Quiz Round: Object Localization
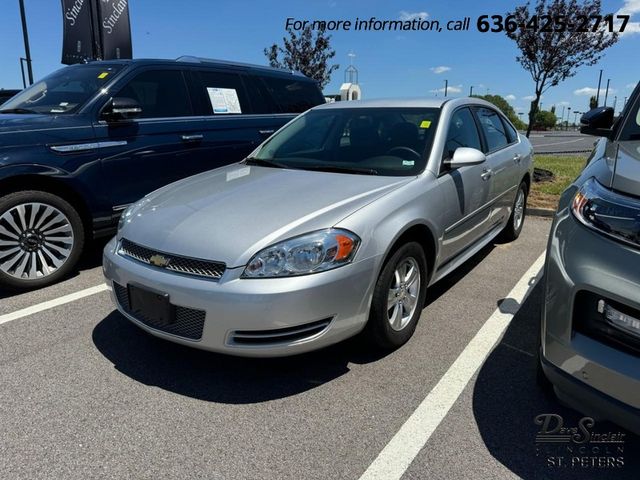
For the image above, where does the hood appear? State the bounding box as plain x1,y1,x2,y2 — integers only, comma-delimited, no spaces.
121,163,414,267
611,141,640,197
0,114,92,148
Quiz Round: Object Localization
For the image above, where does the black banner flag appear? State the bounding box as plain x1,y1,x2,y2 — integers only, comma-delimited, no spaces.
60,0,132,64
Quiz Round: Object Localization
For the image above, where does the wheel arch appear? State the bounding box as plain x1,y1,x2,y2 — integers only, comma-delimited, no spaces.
379,221,438,284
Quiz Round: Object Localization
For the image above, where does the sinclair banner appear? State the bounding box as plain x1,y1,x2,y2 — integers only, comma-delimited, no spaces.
61,0,132,64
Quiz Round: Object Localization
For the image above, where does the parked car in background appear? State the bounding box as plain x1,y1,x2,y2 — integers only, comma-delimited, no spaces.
0,89,21,106
0,57,325,289
540,81,640,435
103,97,534,357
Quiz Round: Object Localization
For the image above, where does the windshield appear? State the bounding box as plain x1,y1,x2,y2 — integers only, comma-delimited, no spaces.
0,65,123,115
249,107,440,176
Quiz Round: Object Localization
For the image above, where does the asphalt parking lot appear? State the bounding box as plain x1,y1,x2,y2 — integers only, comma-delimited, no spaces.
528,131,596,154
1,216,638,480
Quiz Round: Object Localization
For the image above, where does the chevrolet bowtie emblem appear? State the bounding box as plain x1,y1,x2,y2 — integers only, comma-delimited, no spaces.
149,254,170,268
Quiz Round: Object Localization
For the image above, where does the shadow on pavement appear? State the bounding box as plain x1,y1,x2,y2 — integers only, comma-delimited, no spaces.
92,242,498,404
473,280,640,479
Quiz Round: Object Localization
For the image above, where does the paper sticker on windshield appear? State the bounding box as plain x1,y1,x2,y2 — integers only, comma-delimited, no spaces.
420,120,432,129
98,72,110,79
402,160,415,166
207,87,242,114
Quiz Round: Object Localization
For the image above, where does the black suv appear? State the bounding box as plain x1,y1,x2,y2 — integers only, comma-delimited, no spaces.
0,57,325,289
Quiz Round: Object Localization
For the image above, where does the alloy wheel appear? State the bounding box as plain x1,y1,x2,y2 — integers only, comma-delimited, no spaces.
514,188,525,231
0,202,75,280
387,257,421,331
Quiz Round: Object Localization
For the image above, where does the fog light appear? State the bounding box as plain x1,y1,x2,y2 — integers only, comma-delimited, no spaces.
598,300,640,339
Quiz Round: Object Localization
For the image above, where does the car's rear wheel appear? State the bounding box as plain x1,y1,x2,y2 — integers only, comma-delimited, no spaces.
366,242,428,350
501,180,528,242
0,191,84,290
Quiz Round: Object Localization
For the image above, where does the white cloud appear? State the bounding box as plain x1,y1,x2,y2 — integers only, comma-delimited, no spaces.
558,101,571,106
430,85,462,95
574,87,616,96
399,10,429,21
616,0,640,36
522,95,537,101
505,94,516,101
430,66,451,74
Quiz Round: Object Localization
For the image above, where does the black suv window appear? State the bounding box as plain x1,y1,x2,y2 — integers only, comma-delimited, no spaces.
195,70,250,115
443,108,482,160
115,70,192,118
475,107,509,152
619,93,640,141
260,76,324,113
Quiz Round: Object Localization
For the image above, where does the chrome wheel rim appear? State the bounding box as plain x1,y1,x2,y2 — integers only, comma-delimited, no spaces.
0,202,74,280
387,257,421,331
514,189,525,231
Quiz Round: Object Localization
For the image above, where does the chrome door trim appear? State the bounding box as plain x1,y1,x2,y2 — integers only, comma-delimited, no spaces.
50,141,128,153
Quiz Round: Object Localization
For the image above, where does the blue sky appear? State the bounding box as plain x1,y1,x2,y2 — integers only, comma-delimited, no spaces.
1,0,638,119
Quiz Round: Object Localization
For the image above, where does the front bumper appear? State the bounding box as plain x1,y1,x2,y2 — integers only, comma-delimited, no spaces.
542,209,640,433
103,237,380,357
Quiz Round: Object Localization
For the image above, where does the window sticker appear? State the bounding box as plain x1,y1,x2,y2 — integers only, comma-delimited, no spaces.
402,160,415,166
207,87,242,114
419,120,432,129
98,72,110,79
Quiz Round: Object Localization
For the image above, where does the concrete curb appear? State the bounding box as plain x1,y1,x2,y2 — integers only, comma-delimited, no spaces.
526,207,555,217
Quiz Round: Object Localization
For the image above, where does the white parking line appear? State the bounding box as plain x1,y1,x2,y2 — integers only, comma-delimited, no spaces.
0,284,109,326
358,251,546,480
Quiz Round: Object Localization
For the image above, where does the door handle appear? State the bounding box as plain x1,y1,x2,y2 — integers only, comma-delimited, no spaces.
181,134,203,142
513,154,522,163
481,168,493,181
259,129,275,137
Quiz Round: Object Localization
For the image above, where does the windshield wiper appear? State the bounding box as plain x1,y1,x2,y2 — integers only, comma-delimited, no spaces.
0,108,39,114
299,164,379,175
243,157,289,169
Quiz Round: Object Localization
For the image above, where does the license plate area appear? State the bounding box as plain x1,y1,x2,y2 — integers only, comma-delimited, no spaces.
128,284,174,325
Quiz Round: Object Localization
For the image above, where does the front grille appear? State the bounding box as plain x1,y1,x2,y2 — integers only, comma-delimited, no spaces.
113,283,206,340
119,238,225,280
230,318,332,346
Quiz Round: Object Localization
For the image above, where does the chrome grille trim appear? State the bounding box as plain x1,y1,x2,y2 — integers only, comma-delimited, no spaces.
229,318,332,346
119,238,226,280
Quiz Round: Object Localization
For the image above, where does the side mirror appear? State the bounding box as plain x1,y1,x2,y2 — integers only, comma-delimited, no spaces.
580,107,614,138
103,97,142,121
445,147,486,168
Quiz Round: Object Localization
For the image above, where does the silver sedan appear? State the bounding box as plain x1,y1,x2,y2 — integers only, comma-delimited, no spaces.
103,97,533,356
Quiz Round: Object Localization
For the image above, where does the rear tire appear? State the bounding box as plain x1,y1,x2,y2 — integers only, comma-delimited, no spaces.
0,191,84,290
500,180,528,242
365,242,428,350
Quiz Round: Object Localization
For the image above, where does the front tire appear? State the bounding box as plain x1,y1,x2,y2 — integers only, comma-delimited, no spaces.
501,180,528,242
366,242,428,350
0,191,84,290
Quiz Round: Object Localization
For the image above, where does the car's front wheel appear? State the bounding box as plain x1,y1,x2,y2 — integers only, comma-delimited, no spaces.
0,191,84,290
366,242,428,350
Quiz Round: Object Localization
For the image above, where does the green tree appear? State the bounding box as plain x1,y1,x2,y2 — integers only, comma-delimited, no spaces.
506,0,619,137
534,110,557,129
472,94,527,130
589,95,598,109
264,25,339,90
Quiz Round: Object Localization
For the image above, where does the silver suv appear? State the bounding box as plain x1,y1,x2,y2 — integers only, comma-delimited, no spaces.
540,82,640,435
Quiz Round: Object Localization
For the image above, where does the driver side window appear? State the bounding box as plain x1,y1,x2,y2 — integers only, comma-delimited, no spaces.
443,108,482,161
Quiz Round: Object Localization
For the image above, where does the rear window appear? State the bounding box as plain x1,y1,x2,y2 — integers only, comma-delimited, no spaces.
260,76,324,113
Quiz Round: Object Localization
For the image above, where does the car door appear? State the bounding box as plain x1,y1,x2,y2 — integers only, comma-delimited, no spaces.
93,67,206,209
473,107,520,227
437,107,493,262
186,69,296,173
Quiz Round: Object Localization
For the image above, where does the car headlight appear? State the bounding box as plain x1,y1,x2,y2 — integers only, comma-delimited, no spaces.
242,229,360,278
571,177,640,248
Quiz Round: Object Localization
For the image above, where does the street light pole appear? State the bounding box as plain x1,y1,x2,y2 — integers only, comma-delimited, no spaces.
604,79,610,107
596,69,603,105
444,79,448,97
567,107,571,131
469,85,473,96
18,0,33,85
